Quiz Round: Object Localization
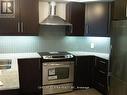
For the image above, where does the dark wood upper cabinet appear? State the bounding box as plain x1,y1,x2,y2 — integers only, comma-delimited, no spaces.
66,2,111,37
111,0,127,20
85,3,110,37
0,0,20,35
0,0,39,35
19,0,39,35
66,3,85,36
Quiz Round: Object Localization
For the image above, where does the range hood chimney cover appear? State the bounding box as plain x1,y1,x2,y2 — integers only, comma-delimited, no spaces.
40,1,72,26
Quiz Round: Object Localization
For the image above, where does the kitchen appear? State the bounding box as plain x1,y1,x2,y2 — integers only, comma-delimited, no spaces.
0,0,127,95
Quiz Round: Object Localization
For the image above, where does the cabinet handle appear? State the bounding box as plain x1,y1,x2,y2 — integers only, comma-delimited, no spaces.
21,22,24,32
38,86,42,90
85,5,89,34
99,61,106,64
108,72,111,77
98,70,106,74
38,63,41,71
126,4,127,17
17,22,20,32
70,25,73,33
86,24,89,34
95,81,104,87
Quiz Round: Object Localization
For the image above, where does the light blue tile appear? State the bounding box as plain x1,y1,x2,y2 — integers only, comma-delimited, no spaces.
0,26,110,53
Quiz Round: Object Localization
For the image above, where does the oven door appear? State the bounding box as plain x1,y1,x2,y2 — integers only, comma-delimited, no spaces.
42,61,74,85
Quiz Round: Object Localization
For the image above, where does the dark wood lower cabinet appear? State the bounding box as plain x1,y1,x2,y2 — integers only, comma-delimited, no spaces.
0,89,20,95
74,56,95,89
1,56,108,95
93,57,109,95
93,69,108,95
18,58,41,95
75,56,109,95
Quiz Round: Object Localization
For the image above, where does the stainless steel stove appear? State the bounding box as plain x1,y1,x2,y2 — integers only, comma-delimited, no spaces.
39,52,74,95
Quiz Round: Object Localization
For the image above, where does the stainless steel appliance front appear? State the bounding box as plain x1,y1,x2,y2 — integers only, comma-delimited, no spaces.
42,61,74,95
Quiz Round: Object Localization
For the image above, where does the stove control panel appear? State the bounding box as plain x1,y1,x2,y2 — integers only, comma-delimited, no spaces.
43,55,73,59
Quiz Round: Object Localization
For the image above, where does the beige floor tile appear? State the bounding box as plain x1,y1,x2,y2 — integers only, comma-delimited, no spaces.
58,88,102,95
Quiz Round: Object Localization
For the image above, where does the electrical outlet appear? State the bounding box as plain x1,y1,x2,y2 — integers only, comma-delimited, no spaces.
0,81,3,86
91,43,95,48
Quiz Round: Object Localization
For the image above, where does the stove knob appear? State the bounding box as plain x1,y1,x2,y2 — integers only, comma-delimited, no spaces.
65,55,73,58
48,56,52,59
43,56,52,59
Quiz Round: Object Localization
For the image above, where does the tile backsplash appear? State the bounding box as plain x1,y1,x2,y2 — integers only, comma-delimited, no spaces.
0,26,110,53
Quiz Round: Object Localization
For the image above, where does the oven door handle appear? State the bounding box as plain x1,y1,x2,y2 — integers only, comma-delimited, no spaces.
43,55,73,60
43,58,72,60
43,63,68,66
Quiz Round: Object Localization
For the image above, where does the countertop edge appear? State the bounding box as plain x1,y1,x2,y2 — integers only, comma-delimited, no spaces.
68,51,109,60
0,52,109,60
0,53,41,59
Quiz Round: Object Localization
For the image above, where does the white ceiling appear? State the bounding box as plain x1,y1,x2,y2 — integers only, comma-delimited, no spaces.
40,0,114,3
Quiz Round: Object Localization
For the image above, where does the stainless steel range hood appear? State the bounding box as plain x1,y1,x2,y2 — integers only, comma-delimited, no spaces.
40,1,72,26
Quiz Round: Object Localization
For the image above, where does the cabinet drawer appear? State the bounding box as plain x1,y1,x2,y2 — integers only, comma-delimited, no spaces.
95,57,108,73
93,81,108,95
94,69,107,86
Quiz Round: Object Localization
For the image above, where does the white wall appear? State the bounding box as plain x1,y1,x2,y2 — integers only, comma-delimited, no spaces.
39,1,66,23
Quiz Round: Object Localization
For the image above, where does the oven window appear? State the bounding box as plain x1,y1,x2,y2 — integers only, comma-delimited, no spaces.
48,67,69,80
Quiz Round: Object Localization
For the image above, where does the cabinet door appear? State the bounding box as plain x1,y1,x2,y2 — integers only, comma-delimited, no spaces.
93,57,109,95
0,0,20,35
18,58,41,95
19,0,39,35
66,2,110,37
111,0,127,20
0,89,20,95
74,56,94,89
85,3,110,37
66,2,85,36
